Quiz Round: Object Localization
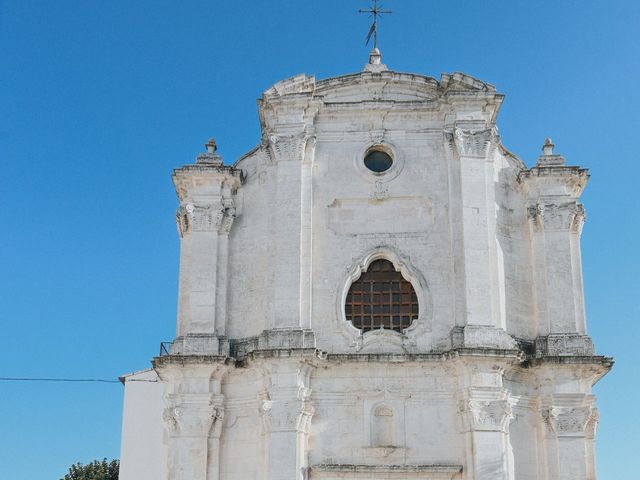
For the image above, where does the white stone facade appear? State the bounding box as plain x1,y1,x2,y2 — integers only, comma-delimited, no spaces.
120,56,611,480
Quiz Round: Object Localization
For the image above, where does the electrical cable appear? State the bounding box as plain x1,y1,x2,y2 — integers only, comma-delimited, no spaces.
0,377,157,383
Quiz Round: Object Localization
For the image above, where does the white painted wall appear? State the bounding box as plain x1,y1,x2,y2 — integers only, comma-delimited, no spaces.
119,369,166,480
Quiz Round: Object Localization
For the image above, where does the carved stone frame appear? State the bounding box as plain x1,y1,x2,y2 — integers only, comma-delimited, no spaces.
353,141,405,184
336,247,433,351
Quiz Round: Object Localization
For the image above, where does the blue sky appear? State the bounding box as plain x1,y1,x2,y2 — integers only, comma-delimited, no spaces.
1,1,638,478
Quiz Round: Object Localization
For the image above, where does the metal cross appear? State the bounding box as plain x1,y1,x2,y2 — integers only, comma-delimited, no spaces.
359,0,392,49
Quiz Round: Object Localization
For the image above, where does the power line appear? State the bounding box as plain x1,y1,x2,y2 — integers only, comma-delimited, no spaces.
0,377,157,384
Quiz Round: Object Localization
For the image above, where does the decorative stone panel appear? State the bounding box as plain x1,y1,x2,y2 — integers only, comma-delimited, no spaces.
534,334,595,357
541,405,598,437
527,201,585,233
445,127,497,157
460,398,513,432
175,201,236,237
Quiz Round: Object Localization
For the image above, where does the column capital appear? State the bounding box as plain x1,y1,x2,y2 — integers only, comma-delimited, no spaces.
163,401,224,438
459,389,513,433
176,199,236,238
527,201,586,233
445,125,499,158
541,405,598,438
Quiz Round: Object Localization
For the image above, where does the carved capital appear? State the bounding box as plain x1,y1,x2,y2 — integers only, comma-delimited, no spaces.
464,399,512,432
527,201,585,232
267,132,307,163
446,127,498,157
176,201,237,237
541,405,597,437
163,403,224,438
259,364,315,434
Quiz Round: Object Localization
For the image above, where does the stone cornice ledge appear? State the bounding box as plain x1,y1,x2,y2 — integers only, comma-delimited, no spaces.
529,355,613,384
311,464,462,472
239,348,325,364
327,348,522,364
310,464,462,476
152,355,232,368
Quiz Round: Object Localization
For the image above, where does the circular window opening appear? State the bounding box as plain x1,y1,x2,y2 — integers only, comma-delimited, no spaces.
364,150,393,173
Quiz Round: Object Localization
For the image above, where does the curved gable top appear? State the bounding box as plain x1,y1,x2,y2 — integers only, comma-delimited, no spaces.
262,70,497,102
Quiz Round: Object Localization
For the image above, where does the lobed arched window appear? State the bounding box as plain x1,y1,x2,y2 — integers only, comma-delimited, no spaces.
345,259,419,333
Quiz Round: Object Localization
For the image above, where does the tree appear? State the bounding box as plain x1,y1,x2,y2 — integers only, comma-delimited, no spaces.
61,458,119,480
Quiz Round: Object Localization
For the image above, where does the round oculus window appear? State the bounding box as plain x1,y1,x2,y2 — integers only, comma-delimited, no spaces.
364,150,393,173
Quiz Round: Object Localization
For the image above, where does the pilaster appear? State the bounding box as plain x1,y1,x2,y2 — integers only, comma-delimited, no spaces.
530,358,611,480
540,397,599,480
155,357,229,480
257,359,315,480
520,139,590,339
454,354,519,480
259,88,319,330
445,120,516,350
171,140,243,354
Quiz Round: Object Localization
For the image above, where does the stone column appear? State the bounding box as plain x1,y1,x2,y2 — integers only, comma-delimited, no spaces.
157,359,227,480
446,123,515,349
540,397,599,480
521,140,592,351
259,361,314,480
171,139,243,354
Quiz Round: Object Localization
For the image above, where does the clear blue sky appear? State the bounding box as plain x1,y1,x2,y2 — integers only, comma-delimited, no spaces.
1,1,638,478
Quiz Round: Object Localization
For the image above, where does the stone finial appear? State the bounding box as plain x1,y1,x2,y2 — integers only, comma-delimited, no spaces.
364,47,388,73
205,138,217,154
536,137,565,167
196,137,223,165
369,47,382,65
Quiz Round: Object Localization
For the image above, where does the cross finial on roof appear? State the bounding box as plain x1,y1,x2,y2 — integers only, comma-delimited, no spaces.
359,0,392,50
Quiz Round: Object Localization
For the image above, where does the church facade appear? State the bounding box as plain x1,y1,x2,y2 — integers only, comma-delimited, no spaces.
119,52,612,480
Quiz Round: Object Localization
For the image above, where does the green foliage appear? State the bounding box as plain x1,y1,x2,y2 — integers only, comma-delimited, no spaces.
61,458,119,480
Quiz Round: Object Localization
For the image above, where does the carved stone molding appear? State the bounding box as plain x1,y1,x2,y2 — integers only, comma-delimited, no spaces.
162,403,224,438
371,180,390,201
445,127,497,158
534,334,595,357
527,201,585,232
266,132,307,163
259,398,315,434
176,201,236,237
258,363,315,435
541,405,598,437
461,398,513,432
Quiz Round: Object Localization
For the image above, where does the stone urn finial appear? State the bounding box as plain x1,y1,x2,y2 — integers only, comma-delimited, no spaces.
536,138,565,167
205,138,218,154
196,138,223,165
